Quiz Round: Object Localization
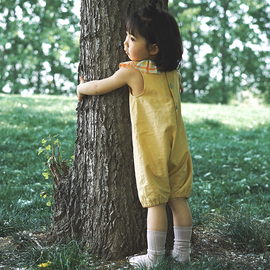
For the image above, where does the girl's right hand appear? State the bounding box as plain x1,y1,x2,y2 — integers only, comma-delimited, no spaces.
77,76,85,102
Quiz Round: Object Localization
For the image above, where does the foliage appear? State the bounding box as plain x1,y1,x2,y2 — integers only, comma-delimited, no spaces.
0,94,269,268
1,0,269,103
169,0,270,104
0,0,79,95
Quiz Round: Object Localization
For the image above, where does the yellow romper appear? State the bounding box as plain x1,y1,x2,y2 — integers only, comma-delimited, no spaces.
119,60,193,208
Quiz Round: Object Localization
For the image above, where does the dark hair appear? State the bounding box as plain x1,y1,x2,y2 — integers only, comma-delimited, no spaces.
125,0,183,72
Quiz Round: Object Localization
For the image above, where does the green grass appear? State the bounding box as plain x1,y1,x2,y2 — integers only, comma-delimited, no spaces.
0,94,270,269
181,103,270,224
0,94,77,236
213,206,270,253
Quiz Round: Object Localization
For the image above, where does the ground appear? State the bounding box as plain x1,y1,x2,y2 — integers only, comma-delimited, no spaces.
1,227,268,269
191,227,267,268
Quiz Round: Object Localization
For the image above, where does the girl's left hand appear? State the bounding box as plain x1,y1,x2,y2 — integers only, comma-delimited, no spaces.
180,82,183,94
77,76,85,102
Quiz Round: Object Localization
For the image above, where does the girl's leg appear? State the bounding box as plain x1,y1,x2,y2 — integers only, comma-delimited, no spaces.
147,203,167,231
129,203,167,267
168,197,192,262
168,197,192,227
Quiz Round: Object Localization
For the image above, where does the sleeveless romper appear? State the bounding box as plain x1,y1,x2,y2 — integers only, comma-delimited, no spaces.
119,60,193,208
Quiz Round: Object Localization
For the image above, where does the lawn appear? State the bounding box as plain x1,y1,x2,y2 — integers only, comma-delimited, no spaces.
0,94,270,269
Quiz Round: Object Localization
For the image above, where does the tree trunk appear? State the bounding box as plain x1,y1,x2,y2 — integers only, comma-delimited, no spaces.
189,30,196,99
50,0,169,261
221,0,230,104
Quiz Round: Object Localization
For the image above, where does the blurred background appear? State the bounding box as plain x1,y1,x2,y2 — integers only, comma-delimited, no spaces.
0,0,269,104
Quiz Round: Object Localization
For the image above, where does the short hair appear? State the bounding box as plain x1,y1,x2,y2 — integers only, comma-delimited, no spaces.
125,4,183,72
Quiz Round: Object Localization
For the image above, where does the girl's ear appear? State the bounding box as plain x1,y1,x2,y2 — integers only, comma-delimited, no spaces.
149,44,159,56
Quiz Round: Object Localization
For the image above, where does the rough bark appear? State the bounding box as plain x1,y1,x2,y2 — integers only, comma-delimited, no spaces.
50,0,170,261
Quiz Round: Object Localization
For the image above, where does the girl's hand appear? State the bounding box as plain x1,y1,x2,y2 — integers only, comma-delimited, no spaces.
178,72,183,94
77,76,85,102
180,82,183,94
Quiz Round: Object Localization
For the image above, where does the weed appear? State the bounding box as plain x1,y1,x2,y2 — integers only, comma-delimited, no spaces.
38,134,74,207
38,134,74,187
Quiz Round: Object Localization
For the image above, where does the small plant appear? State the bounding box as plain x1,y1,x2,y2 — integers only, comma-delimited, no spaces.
38,135,73,188
38,135,73,208
40,187,54,207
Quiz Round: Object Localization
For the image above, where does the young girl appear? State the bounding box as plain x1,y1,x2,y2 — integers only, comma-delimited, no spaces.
77,0,193,267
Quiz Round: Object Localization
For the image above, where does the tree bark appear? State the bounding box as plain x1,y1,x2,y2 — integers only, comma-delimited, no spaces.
50,0,169,261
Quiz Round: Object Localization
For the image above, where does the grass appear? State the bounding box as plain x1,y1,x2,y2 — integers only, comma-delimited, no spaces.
182,103,270,224
214,207,270,253
135,256,262,270
0,95,77,238
0,94,270,269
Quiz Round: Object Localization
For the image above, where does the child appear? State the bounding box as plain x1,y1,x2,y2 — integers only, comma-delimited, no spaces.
77,0,193,267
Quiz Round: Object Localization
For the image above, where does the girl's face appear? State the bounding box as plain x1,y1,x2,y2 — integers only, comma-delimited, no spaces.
124,31,152,61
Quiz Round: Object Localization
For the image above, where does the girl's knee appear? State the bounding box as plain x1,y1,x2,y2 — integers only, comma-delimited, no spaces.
168,197,187,209
148,202,167,210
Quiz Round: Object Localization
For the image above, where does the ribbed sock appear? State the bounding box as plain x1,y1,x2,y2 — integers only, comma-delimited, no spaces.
129,230,167,267
171,226,192,262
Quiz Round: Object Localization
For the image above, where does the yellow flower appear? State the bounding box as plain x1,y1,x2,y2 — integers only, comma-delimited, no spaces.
38,261,52,268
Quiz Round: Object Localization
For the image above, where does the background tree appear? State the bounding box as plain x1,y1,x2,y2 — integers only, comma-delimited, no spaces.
246,0,270,102
170,0,270,104
0,0,79,95
50,0,170,260
169,0,208,102
1,0,269,103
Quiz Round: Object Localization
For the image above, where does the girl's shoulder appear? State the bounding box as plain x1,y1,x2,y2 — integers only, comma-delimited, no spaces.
119,60,161,74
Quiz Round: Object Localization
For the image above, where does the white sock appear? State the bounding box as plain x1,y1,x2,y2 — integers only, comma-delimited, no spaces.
129,230,167,267
171,226,192,262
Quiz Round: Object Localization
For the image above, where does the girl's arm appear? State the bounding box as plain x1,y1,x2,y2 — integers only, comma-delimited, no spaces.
77,67,135,102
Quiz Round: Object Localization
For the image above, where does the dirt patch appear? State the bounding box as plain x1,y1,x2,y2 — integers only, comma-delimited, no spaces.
0,236,12,249
191,227,268,268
